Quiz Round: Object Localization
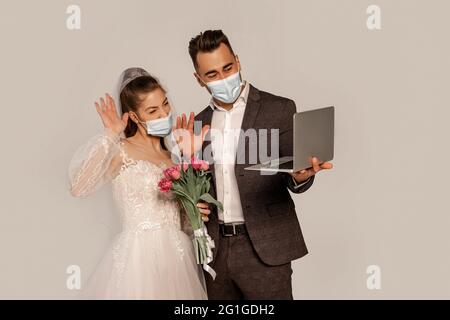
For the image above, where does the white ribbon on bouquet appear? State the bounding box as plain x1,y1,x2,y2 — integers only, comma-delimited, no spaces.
193,226,217,280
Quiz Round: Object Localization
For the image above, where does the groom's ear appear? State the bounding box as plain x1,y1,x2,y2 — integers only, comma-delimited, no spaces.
235,55,241,71
194,72,206,87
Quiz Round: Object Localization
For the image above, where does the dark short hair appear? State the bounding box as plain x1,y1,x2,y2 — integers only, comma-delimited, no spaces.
188,30,235,69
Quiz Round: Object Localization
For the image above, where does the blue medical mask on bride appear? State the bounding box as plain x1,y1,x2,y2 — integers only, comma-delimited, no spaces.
137,112,173,137
202,69,243,104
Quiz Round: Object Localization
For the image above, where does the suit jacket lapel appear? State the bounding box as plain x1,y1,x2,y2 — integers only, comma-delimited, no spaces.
235,85,261,169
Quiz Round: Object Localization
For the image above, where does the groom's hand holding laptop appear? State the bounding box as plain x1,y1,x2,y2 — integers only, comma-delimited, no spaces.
245,106,335,184
289,156,333,184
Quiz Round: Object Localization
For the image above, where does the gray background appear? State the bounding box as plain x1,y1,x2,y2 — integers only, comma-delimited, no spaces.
0,0,449,299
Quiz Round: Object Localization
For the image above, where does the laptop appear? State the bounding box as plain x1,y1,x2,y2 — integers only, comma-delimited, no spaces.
244,106,334,173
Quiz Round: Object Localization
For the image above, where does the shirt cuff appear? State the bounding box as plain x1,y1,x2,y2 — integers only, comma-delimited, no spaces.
292,175,311,189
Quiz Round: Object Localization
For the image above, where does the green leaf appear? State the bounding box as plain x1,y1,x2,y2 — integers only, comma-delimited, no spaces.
199,193,223,211
204,179,210,194
179,198,203,230
195,183,202,199
171,185,196,205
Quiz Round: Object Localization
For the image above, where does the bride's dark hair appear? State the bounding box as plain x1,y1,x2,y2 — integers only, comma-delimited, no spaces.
120,76,165,138
119,75,168,150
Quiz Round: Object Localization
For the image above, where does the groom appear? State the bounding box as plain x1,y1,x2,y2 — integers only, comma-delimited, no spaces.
176,30,333,299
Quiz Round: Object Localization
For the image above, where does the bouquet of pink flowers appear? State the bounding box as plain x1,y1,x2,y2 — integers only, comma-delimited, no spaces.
158,156,222,280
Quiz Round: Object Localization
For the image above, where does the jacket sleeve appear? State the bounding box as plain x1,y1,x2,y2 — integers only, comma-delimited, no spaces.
279,99,315,194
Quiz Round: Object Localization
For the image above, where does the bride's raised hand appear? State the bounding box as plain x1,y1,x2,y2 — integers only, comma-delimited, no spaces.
94,93,129,134
172,112,209,158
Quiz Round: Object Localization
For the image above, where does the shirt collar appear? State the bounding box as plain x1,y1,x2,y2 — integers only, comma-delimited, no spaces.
208,80,250,111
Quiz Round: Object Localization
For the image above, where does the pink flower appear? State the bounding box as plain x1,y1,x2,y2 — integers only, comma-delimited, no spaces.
182,163,189,172
158,178,173,193
200,160,209,171
163,166,181,180
191,156,203,170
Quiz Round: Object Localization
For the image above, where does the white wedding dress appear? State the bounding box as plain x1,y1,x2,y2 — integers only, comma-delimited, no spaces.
68,128,207,299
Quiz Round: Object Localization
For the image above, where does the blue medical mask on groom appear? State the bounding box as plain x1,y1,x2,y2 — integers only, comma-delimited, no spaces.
201,69,243,104
136,111,173,137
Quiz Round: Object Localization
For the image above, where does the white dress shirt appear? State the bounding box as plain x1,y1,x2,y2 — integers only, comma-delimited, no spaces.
209,81,311,223
209,81,250,223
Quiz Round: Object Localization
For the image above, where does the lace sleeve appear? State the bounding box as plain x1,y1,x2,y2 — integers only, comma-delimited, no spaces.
68,128,122,198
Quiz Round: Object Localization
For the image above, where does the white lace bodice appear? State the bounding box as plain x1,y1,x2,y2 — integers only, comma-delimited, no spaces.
111,141,182,234
68,128,190,235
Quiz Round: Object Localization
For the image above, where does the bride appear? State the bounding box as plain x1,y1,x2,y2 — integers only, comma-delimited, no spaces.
68,67,210,299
